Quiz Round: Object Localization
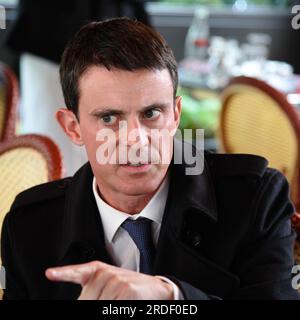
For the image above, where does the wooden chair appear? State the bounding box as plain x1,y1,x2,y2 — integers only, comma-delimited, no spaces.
0,63,19,141
220,76,300,211
219,76,300,265
0,134,62,298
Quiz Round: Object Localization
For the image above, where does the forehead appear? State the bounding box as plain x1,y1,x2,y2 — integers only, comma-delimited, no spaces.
78,67,174,109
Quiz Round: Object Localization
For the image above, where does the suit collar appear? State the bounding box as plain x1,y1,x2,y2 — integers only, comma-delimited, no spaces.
168,139,218,223
58,162,111,263
58,139,218,261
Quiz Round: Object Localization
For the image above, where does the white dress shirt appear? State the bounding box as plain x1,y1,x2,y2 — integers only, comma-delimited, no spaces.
92,175,183,300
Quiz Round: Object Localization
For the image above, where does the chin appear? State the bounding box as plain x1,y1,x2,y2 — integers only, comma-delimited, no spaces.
118,179,160,196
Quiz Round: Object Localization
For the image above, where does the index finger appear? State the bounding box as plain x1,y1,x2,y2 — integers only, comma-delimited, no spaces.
45,261,107,285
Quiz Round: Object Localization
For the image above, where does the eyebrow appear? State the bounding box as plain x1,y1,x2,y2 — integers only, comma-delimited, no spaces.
90,103,170,117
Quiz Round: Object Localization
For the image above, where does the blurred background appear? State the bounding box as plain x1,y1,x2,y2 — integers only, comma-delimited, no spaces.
1,0,300,161
1,0,299,71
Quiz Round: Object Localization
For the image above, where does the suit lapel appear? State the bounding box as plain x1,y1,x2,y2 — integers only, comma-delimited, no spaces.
154,144,218,273
55,163,114,299
58,162,113,267
154,142,240,297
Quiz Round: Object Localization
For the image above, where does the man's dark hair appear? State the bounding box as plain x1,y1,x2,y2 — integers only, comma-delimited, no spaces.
60,17,178,116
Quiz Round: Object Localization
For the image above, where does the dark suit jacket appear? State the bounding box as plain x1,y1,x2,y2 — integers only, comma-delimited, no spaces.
1,148,300,300
6,0,150,63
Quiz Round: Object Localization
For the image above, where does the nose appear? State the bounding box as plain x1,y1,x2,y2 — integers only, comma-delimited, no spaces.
120,118,149,147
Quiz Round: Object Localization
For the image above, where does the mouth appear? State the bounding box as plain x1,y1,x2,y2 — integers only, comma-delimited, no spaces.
124,162,147,167
119,162,151,172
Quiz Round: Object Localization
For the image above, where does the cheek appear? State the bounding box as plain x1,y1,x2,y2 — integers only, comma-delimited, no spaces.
79,123,100,160
79,118,102,145
160,109,177,128
157,112,178,140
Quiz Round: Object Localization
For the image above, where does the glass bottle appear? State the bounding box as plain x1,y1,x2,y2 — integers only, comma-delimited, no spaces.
184,7,210,61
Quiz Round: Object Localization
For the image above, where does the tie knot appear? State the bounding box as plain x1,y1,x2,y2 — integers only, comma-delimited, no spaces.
121,217,153,245
122,217,152,228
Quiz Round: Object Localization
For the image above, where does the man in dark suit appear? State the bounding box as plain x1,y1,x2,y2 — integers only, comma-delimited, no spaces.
1,17,300,300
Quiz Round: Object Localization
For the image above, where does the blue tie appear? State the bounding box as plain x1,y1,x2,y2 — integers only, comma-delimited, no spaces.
121,217,155,274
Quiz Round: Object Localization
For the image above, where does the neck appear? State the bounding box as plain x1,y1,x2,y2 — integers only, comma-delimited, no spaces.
96,185,156,214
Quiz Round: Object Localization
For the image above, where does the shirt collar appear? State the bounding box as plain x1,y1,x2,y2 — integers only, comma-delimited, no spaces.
92,174,170,243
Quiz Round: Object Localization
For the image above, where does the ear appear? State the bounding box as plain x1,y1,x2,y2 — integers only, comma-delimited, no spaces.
56,108,84,146
174,96,182,129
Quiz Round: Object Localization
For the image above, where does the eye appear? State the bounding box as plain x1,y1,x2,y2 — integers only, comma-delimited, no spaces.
101,114,117,125
144,109,160,120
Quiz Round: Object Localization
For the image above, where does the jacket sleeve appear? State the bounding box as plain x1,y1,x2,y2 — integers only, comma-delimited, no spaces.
1,211,28,300
168,169,300,300
164,276,221,300
231,169,300,299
